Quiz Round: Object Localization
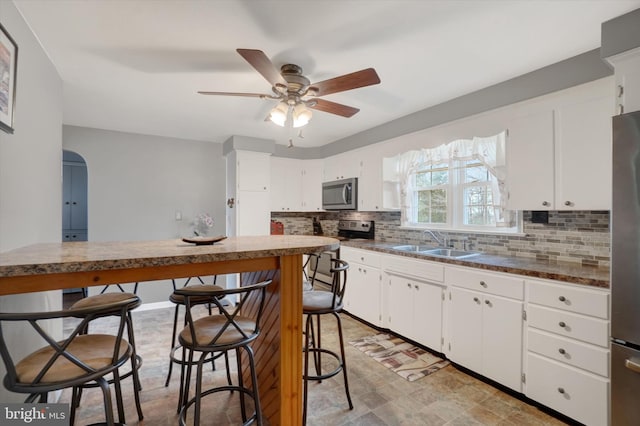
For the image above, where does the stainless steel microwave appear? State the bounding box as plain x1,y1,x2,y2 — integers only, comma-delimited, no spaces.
322,178,357,210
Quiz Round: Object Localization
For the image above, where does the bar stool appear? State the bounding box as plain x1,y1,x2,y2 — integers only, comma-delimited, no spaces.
165,276,232,393
69,291,144,423
302,258,353,425
0,295,138,426
175,279,272,426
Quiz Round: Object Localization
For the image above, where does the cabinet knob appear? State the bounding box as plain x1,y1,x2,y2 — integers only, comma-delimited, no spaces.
542,201,550,206
414,285,419,290
484,300,491,305
564,201,572,206
65,201,70,205
473,297,480,303
558,348,566,355
557,387,565,394
407,283,412,288
360,257,365,261
558,296,566,302
72,201,77,205
559,321,566,328
479,281,487,287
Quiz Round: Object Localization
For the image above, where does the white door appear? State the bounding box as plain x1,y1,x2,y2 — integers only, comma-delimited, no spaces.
448,287,483,372
413,281,443,352
387,275,414,338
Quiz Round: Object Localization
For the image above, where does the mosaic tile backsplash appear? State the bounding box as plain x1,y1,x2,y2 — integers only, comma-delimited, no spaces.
271,210,610,267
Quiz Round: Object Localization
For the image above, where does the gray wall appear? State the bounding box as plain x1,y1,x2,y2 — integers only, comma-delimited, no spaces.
63,125,227,302
0,0,64,403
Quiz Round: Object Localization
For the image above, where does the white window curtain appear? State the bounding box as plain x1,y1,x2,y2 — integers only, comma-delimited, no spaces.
384,131,513,227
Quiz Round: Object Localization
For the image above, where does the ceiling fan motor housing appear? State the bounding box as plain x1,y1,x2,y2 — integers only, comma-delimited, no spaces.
280,64,312,97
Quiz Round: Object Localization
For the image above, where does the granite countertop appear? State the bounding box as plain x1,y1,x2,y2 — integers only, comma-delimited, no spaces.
341,240,610,289
0,235,340,277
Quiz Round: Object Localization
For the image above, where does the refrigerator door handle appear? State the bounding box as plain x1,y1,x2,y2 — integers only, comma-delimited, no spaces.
625,358,640,374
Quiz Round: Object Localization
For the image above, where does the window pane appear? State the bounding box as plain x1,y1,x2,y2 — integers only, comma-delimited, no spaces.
415,171,430,187
417,189,447,224
463,185,495,226
464,160,489,183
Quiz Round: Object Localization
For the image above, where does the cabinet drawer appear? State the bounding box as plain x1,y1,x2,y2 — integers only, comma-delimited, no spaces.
446,267,524,300
382,254,444,283
526,353,608,426
340,247,381,267
527,329,609,377
528,279,609,319
528,305,609,347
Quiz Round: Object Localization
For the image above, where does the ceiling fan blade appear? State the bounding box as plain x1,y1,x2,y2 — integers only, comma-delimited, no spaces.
236,49,287,87
308,99,360,118
310,68,380,97
198,91,271,98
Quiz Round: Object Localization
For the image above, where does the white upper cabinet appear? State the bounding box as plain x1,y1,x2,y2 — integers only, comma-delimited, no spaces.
237,151,270,192
506,110,555,210
270,157,302,211
300,159,323,211
507,78,614,210
606,46,640,114
555,90,613,210
270,157,323,212
323,151,361,182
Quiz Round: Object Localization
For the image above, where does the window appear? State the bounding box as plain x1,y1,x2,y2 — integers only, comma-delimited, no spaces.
388,131,517,232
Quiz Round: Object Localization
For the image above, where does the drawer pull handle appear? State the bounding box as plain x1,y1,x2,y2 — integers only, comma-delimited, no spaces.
559,321,566,328
625,359,640,374
479,281,487,287
558,348,566,355
473,297,480,303
557,387,565,394
558,296,566,302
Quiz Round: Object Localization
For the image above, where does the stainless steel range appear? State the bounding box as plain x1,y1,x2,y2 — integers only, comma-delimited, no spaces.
310,220,375,284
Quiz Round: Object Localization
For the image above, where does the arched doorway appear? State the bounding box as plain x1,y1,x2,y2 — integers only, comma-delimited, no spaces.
62,150,88,242
62,150,88,298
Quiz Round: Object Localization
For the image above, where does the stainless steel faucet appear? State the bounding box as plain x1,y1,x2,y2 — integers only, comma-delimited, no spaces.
423,229,448,247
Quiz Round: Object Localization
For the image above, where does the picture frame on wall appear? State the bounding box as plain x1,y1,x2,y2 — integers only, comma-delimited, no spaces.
0,22,18,134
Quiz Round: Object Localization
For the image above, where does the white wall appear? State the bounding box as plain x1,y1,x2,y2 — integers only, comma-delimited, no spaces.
63,125,227,302
0,1,63,403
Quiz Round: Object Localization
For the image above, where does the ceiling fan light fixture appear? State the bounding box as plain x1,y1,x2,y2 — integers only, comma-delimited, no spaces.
269,102,288,127
292,103,312,128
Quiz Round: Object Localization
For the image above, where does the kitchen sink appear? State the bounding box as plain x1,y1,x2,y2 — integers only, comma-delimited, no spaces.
391,245,434,252
421,248,480,259
391,245,480,259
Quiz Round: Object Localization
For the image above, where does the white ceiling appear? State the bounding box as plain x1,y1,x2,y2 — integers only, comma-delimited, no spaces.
14,0,640,148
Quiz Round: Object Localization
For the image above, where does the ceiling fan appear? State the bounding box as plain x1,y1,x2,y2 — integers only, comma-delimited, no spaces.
198,49,381,129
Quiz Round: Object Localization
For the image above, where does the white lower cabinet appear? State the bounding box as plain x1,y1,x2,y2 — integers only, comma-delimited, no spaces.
387,273,444,351
448,286,524,392
341,247,382,327
383,254,445,351
446,267,524,392
525,278,610,426
527,353,609,426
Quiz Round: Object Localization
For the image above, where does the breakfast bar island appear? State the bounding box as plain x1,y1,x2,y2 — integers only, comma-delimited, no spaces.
0,235,340,426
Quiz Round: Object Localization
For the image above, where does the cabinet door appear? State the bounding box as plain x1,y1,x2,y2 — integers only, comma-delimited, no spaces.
270,157,302,211
555,93,612,210
236,190,270,236
506,110,555,210
412,281,444,352
482,294,523,392
301,160,323,211
359,156,382,211
237,151,270,191
387,275,415,339
448,287,483,372
346,264,381,326
323,151,360,182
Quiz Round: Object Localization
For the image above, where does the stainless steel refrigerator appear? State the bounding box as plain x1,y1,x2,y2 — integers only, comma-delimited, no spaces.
612,110,640,425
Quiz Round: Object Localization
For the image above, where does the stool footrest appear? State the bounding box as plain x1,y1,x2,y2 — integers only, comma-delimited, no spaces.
303,347,344,381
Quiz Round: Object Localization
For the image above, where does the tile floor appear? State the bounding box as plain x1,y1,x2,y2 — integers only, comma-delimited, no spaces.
60,295,569,425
